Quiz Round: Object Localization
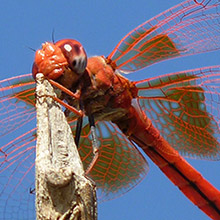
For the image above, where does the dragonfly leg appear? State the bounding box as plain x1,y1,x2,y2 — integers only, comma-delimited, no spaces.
72,98,84,147
42,94,83,117
37,76,83,117
75,116,83,147
89,115,99,155
85,153,99,175
29,188,35,195
85,115,100,175
48,78,80,100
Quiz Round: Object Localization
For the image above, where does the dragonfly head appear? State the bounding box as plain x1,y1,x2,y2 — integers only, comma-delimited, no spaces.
55,39,87,75
32,39,87,80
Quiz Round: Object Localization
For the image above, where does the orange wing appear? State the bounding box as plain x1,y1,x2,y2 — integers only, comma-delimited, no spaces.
0,74,36,219
0,74,148,219
135,65,220,160
108,0,220,72
68,116,149,201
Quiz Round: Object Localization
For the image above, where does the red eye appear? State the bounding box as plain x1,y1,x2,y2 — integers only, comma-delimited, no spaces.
55,39,87,74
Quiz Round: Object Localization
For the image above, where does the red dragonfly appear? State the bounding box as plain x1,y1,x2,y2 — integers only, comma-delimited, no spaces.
1,0,220,219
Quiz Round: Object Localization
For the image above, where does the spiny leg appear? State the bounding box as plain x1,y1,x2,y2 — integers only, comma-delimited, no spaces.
85,114,100,175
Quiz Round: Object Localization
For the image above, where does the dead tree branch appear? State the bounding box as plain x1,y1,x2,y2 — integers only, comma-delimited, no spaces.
35,73,97,220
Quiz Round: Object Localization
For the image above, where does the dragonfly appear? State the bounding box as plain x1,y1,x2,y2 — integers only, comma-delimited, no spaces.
1,0,220,219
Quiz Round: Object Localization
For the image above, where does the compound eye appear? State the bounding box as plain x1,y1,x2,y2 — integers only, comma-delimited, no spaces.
55,39,87,74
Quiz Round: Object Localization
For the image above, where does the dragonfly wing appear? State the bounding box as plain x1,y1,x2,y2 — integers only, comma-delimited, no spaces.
108,0,220,73
69,118,149,201
0,74,36,137
136,66,220,160
0,74,36,219
0,130,36,219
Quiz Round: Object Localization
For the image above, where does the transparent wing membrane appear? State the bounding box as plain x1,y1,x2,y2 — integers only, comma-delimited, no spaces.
0,74,36,219
0,73,149,218
136,66,220,160
1,0,220,218
69,119,149,201
108,0,220,72
0,74,35,137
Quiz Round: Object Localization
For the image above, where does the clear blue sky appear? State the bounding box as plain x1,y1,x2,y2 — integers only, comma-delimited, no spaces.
0,0,220,219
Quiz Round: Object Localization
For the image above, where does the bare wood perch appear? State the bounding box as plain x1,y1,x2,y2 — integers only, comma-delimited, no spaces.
35,73,97,220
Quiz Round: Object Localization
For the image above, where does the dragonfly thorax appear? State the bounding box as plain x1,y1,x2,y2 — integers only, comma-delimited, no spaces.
67,56,138,122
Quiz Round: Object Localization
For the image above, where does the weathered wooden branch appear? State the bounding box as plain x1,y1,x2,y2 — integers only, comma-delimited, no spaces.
35,73,97,220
